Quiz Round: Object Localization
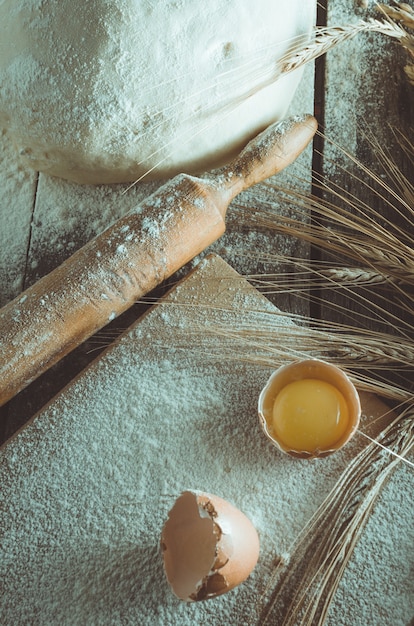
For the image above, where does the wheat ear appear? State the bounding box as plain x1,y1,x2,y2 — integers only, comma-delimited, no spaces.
274,18,409,80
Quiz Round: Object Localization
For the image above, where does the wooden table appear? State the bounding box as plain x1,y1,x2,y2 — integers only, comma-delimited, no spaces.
0,2,413,624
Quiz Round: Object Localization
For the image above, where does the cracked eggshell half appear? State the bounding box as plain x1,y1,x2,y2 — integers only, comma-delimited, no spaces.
161,490,260,601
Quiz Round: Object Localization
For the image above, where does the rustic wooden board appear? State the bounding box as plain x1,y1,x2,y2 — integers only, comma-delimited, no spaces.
0,254,412,625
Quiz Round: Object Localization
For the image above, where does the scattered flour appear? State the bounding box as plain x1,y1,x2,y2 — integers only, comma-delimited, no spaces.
0,256,412,625
0,2,412,624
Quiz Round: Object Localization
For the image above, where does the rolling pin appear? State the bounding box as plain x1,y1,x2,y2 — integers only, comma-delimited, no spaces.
0,114,317,406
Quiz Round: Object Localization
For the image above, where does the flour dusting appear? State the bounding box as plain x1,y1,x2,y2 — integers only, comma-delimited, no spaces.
0,0,315,184
0,1,412,624
0,256,412,626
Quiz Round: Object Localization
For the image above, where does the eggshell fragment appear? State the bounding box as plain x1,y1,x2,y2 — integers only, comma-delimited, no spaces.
161,490,260,601
258,359,361,459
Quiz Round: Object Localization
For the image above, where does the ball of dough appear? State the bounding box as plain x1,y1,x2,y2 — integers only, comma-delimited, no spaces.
0,0,315,184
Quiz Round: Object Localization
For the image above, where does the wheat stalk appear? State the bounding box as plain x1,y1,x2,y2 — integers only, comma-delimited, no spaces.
380,2,414,30
242,204,414,285
257,402,414,626
276,18,407,78
378,2,414,83
219,14,413,114
181,318,413,401
317,267,393,285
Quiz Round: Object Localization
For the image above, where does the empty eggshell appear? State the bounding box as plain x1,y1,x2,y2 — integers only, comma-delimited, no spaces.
161,490,260,601
258,359,361,459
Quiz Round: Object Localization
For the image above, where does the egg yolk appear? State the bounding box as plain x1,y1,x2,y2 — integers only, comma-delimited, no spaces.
271,378,349,453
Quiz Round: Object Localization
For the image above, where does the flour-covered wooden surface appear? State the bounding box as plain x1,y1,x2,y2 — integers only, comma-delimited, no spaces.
0,1,413,624
0,255,412,626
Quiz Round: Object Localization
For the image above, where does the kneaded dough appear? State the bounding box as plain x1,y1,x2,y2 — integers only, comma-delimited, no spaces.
0,0,315,184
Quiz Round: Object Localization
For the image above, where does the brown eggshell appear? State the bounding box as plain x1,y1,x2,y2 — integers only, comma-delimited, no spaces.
258,359,361,459
161,490,260,601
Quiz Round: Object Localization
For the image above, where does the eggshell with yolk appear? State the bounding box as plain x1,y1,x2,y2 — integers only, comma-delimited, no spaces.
258,359,361,459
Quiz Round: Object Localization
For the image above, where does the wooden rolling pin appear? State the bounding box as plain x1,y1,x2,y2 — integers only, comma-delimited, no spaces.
0,114,317,406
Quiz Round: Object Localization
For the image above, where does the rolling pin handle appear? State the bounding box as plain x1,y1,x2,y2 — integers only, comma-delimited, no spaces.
208,114,318,212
